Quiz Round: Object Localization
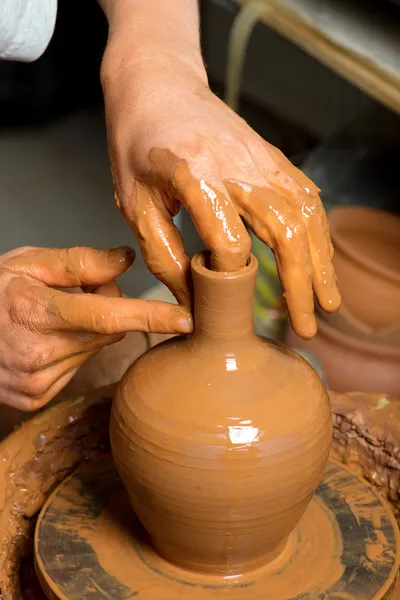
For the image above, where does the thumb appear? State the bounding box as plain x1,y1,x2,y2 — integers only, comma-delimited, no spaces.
3,246,135,288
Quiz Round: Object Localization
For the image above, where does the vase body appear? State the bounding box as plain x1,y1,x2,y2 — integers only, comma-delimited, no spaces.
110,253,332,575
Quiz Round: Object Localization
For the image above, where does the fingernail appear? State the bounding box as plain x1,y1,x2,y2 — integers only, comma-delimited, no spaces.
175,312,193,334
109,246,136,268
123,246,136,263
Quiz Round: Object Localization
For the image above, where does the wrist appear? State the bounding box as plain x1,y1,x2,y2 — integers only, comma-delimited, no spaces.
101,36,208,91
100,0,207,86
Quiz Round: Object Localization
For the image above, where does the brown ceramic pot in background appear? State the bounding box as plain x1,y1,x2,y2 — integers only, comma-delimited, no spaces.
285,315,400,395
329,206,400,330
315,303,400,348
111,252,332,575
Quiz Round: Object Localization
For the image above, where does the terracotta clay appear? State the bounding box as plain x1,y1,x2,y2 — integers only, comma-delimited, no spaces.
129,149,340,340
111,252,332,575
329,206,400,330
285,314,400,395
316,303,400,348
34,455,400,600
329,390,400,521
0,387,115,599
0,383,398,599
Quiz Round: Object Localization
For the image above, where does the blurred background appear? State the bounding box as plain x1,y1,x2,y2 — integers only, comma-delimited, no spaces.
1,0,400,397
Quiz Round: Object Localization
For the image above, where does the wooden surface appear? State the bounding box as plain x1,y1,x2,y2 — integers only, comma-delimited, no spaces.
34,455,399,600
233,0,400,116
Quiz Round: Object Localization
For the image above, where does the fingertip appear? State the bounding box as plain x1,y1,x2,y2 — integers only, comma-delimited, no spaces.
171,308,193,334
108,246,136,272
318,287,341,314
123,245,136,264
176,316,194,334
289,314,317,341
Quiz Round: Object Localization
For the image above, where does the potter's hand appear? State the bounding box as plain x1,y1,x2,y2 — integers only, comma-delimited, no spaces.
101,26,340,340
0,246,192,411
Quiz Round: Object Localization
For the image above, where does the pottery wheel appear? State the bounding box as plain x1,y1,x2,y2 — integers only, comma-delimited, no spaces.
34,455,399,600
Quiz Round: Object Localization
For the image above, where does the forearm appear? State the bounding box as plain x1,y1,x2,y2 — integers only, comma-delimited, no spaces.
99,0,206,80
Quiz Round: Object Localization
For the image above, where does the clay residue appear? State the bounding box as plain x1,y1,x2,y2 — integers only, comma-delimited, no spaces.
85,492,344,600
124,148,340,340
0,387,115,599
39,455,344,600
329,391,400,521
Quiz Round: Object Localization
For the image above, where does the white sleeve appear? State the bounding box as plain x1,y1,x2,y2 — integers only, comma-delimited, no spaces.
0,0,58,62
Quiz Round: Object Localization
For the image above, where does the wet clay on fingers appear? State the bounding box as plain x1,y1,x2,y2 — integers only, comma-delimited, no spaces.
122,148,340,339
110,251,332,574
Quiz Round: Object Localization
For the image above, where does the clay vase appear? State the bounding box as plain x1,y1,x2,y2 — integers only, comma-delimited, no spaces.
329,206,400,330
110,252,332,575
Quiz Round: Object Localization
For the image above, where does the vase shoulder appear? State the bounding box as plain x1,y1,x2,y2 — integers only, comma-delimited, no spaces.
114,334,331,448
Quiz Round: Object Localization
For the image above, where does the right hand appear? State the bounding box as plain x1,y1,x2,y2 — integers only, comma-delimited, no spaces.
0,246,192,411
101,49,340,339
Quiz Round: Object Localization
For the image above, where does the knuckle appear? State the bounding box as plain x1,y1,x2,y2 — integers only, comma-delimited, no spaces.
8,283,51,331
63,247,82,285
144,301,156,332
21,372,51,399
218,132,239,148
8,288,33,327
277,216,306,245
20,348,53,374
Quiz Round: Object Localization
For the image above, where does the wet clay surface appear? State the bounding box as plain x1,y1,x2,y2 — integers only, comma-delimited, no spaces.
34,455,400,600
330,391,400,521
0,385,399,599
111,252,332,574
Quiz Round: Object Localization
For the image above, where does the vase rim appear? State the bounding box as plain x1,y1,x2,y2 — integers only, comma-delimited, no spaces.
191,251,258,280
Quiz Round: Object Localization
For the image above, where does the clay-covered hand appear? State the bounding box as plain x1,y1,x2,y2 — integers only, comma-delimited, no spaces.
0,246,192,411
102,53,340,340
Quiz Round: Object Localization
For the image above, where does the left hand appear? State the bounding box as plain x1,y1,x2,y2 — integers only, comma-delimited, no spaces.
101,51,340,340
0,246,192,411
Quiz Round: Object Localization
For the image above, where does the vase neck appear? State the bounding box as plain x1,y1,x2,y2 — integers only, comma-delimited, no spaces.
190,252,257,341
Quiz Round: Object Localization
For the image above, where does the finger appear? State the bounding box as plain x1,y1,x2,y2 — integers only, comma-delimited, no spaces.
173,163,251,272
263,142,321,196
256,153,341,312
249,144,341,317
227,181,316,339
0,246,39,266
39,287,193,335
82,280,123,297
0,375,77,412
3,246,135,287
0,348,98,411
300,202,341,313
4,364,91,412
118,182,192,307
